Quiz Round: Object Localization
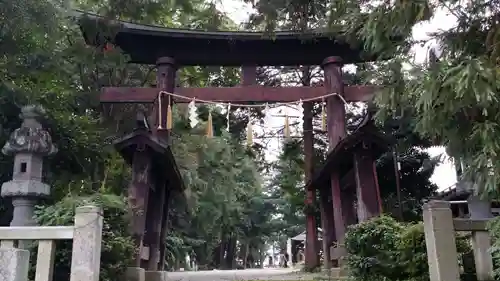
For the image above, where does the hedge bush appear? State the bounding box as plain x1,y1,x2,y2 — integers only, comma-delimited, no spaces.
344,215,474,281
397,223,428,281
344,216,404,281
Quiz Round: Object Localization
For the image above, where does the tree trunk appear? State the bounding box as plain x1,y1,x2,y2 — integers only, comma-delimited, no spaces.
225,235,237,269
259,245,266,268
212,243,222,268
242,242,249,269
248,245,255,268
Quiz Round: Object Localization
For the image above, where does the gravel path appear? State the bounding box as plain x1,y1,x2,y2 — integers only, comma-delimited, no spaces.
165,268,321,281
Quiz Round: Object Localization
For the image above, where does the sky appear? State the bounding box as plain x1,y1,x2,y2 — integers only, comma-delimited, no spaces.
215,0,458,191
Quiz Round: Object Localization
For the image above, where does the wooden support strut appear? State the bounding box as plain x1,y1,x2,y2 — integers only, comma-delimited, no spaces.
354,146,382,222
142,175,167,270
158,188,172,270
128,146,152,267
319,186,335,268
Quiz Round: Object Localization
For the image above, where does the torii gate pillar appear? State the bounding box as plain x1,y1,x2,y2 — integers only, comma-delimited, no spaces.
149,57,177,271
304,100,319,270
323,56,355,264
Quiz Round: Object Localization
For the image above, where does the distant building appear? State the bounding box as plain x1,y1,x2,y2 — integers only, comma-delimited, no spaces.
287,228,322,265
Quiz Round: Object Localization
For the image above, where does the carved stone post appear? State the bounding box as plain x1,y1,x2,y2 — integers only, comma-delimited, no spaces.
70,206,103,281
422,201,460,281
1,105,57,231
0,247,30,281
322,56,347,264
468,196,494,281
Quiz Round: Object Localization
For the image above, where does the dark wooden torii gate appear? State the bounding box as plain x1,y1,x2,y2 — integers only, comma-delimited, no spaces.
79,12,390,271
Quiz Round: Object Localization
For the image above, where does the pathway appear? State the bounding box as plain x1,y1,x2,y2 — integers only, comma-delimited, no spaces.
165,268,321,281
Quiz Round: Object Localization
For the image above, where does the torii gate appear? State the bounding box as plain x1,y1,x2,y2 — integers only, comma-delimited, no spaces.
78,12,389,272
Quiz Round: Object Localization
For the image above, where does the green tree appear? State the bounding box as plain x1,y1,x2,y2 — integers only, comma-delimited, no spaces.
375,1,500,196
1,0,276,277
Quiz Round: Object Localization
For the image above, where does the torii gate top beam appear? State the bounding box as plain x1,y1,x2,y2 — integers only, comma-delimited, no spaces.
77,11,400,66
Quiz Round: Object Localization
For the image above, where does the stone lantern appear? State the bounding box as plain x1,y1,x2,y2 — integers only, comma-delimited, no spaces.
1,105,57,227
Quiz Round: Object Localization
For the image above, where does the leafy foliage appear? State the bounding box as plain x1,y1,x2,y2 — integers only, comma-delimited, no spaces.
397,224,429,280
367,1,500,196
344,216,403,281
376,147,438,221
345,216,474,281
377,55,500,196
487,217,500,279
34,194,134,281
